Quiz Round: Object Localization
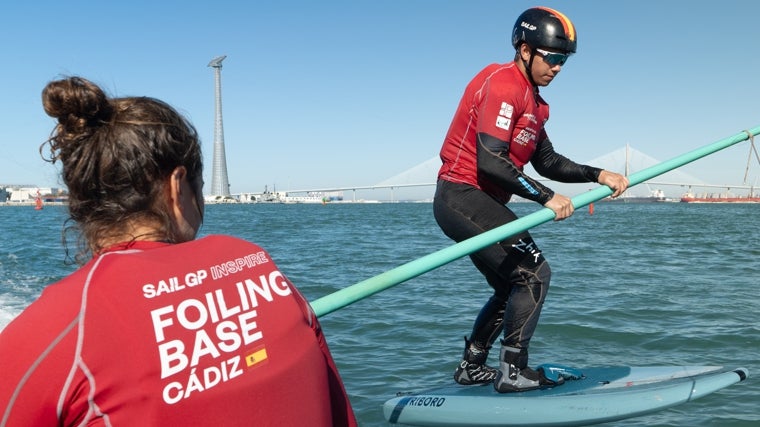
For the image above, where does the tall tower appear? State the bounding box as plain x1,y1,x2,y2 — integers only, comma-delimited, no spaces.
208,55,230,197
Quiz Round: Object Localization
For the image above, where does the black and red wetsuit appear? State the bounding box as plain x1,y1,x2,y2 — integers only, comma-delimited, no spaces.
0,236,356,427
434,61,601,351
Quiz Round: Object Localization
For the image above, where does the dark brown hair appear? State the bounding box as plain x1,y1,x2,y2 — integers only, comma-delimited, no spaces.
40,76,203,262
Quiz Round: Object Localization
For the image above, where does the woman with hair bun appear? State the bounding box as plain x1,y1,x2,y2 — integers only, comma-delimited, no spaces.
0,77,357,426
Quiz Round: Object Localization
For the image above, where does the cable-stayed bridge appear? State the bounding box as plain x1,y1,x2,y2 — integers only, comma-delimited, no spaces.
231,145,758,203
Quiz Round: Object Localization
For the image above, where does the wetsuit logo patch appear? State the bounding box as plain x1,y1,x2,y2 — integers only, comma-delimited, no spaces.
511,238,543,265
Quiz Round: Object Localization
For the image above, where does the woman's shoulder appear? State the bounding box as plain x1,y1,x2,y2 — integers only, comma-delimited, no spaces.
192,234,266,252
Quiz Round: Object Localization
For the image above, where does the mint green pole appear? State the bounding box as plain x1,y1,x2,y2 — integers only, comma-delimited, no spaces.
312,126,760,318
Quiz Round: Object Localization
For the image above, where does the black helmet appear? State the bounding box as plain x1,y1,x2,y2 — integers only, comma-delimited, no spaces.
511,7,577,53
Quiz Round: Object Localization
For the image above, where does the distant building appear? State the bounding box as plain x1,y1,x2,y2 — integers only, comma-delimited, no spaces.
1,186,65,203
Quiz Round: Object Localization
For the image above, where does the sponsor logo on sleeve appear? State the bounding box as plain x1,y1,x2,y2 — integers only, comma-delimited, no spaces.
513,129,536,146
496,102,514,131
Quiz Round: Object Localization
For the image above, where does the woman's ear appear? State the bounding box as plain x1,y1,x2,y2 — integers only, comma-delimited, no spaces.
166,165,203,242
168,166,188,218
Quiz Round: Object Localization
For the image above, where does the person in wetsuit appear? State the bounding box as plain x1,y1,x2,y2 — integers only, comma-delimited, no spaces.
433,7,629,393
0,77,357,426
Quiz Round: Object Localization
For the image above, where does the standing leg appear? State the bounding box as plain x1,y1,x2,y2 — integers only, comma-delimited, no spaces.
491,239,559,392
434,180,528,385
453,292,506,385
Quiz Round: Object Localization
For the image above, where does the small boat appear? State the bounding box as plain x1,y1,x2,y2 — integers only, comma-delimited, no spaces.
680,197,760,203
602,189,674,203
680,190,760,203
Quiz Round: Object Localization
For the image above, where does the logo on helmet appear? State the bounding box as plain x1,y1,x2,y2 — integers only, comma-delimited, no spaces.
520,22,536,31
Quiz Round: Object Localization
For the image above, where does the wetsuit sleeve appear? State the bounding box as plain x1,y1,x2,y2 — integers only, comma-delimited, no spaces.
477,132,555,204
531,136,602,183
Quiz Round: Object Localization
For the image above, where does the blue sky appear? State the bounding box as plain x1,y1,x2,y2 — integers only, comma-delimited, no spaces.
2,1,760,197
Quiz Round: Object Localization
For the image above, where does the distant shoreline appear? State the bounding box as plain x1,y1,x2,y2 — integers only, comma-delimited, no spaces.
0,202,67,207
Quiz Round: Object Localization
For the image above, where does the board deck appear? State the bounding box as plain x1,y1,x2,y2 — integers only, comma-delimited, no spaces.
383,366,748,427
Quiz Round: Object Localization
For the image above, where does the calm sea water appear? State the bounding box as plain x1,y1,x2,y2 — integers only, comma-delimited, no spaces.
1,202,758,426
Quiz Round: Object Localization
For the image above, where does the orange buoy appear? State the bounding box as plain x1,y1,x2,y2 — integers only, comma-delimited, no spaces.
34,190,43,210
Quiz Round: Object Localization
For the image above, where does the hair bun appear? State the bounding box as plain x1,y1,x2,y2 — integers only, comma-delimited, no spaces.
42,77,113,135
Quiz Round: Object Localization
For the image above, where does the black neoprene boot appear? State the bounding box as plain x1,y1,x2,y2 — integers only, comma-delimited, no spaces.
493,345,561,393
453,338,499,385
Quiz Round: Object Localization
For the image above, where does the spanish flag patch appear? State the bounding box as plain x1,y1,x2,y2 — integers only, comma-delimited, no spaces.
245,348,268,367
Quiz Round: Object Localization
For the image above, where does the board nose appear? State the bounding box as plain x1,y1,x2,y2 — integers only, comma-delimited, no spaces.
733,368,749,381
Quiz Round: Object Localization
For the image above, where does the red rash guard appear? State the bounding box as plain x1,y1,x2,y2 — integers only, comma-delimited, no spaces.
0,236,356,427
438,62,600,204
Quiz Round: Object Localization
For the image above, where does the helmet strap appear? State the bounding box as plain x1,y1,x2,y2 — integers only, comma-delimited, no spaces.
519,45,539,90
